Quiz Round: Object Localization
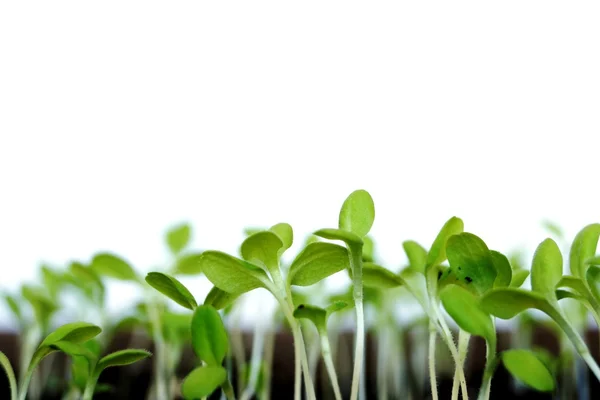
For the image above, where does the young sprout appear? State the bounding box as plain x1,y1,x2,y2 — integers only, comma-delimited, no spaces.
144,272,236,399
501,349,555,392
198,222,350,400
313,189,375,400
480,234,600,382
293,301,349,400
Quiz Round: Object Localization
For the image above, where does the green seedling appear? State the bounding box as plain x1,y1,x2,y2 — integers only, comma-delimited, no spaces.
480,235,600,382
199,221,352,400
501,349,555,392
293,301,349,400
313,189,375,400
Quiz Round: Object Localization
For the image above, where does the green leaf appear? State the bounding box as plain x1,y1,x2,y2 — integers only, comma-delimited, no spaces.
446,233,496,295
314,228,363,246
96,349,152,372
403,240,427,273
145,272,197,310
542,220,564,241
480,288,551,320
204,286,241,310
440,284,495,343
288,242,350,287
531,238,563,299
587,265,600,302
31,322,102,369
21,285,57,331
362,263,404,290
338,189,375,237
241,231,283,273
269,223,293,252
556,289,586,302
426,217,464,269
502,349,555,392
91,253,139,282
41,266,64,301
510,269,530,288
173,253,203,275
191,305,229,366
199,251,269,295
3,294,22,323
491,251,512,288
587,255,600,266
293,304,326,330
49,341,97,363
0,350,17,400
569,223,600,279
166,223,191,255
181,366,227,399
325,301,349,316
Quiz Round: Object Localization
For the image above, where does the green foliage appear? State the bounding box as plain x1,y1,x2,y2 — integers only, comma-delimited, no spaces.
490,250,512,288
403,240,427,273
440,284,495,343
361,263,404,290
96,349,152,371
241,231,284,273
0,351,17,400
200,251,269,294
502,349,555,392
91,253,139,282
269,222,294,252
426,216,464,269
510,269,530,288
480,288,550,319
172,253,203,275
531,238,563,299
181,366,227,399
338,189,375,238
145,272,197,310
446,233,496,295
166,223,192,255
204,286,240,310
191,305,229,366
569,224,600,279
287,242,350,287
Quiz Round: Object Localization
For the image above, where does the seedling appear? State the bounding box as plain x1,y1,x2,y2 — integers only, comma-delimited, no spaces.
293,301,349,400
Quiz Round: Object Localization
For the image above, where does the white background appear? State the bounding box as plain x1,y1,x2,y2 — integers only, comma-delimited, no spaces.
1,2,599,327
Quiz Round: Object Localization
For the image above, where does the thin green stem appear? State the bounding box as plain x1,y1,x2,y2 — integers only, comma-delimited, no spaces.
261,327,276,400
240,322,266,400
319,327,343,400
18,366,35,400
547,305,600,382
0,351,17,400
452,330,470,400
146,295,168,400
428,322,439,400
222,378,237,400
82,372,100,400
348,244,365,400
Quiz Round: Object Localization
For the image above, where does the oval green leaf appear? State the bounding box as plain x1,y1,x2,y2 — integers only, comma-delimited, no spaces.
181,366,227,399
173,253,203,275
480,288,551,320
403,240,427,274
362,263,404,290
204,286,241,310
440,284,495,343
569,223,600,279
91,253,139,282
293,304,327,331
426,217,464,269
96,349,152,372
166,223,191,255
491,250,512,288
531,238,563,299
269,223,293,252
510,269,530,288
145,272,197,310
446,233,496,295
199,251,269,295
314,228,363,246
191,305,229,366
50,341,97,363
288,242,350,287
241,231,283,273
338,189,375,237
502,349,555,392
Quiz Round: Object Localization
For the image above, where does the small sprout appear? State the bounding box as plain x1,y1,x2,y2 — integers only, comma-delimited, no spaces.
569,223,600,279
191,305,229,367
241,230,285,274
446,233,496,295
338,189,375,238
403,240,427,273
426,216,464,269
531,238,563,300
